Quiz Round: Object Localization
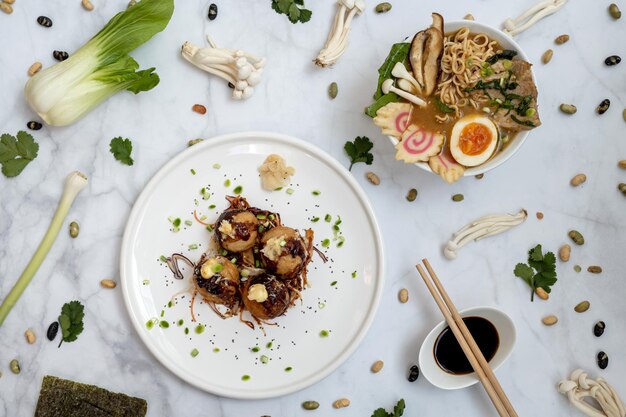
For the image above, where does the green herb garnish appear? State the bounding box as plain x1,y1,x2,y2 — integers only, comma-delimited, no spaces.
514,244,557,301
371,399,406,417
0,131,39,177
251,346,260,353
159,320,169,328
109,137,134,166
233,185,243,194
319,330,329,337
321,239,330,248
311,216,320,222
194,324,205,334
344,136,373,171
434,97,455,114
312,190,321,196
324,214,332,222
241,375,250,381
271,0,312,24
486,49,518,65
58,300,85,347
190,348,199,357
366,42,411,117
284,366,293,372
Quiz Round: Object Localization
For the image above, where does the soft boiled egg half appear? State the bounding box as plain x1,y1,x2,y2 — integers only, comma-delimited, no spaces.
449,115,499,167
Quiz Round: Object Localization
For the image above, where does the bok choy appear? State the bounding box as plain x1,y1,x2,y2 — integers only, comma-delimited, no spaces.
24,0,174,127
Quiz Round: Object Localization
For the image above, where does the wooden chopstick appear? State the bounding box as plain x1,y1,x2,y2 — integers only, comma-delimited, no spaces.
422,259,518,417
415,261,517,417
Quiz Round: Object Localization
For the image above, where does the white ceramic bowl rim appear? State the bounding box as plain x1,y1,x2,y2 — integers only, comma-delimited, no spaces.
418,306,517,390
387,20,535,177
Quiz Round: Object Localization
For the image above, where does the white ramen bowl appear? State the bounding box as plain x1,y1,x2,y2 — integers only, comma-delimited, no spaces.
418,306,516,390
387,20,535,177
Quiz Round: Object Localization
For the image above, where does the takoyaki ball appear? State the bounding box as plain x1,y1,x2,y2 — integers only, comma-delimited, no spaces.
215,210,258,253
194,256,240,309
242,273,290,320
260,226,308,279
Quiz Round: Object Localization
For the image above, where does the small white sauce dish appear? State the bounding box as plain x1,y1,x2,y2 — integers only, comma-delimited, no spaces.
418,306,516,390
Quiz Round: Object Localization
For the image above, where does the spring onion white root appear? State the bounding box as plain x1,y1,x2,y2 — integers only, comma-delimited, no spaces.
314,0,364,67
0,171,88,326
558,369,625,417
443,209,527,260
503,0,567,37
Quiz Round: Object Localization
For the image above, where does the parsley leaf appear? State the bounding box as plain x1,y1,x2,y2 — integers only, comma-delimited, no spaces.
513,244,557,301
58,300,85,347
271,0,312,24
371,399,406,417
344,136,374,171
109,137,134,166
0,131,39,177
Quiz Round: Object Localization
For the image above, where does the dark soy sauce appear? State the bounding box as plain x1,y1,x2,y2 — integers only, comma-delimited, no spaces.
433,316,499,375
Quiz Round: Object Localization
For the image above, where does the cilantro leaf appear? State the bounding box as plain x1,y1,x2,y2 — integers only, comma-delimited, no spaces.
344,136,374,171
371,399,406,417
372,409,391,417
271,0,311,24
513,245,557,301
109,137,134,166
58,300,85,347
0,131,39,178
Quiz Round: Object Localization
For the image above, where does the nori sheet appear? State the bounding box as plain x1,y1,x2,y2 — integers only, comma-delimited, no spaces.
34,375,147,417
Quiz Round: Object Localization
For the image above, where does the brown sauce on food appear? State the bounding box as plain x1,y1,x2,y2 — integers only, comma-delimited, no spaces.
433,316,499,375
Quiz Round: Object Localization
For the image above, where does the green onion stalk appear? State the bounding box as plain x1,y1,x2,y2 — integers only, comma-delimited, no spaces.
0,171,88,326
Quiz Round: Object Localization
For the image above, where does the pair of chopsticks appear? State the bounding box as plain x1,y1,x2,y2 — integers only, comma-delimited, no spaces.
416,259,518,417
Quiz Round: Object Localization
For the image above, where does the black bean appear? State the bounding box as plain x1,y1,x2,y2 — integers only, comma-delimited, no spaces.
597,351,609,369
37,16,53,28
594,321,606,337
596,99,610,115
27,121,43,130
407,364,420,382
47,321,59,341
605,55,621,66
53,50,69,62
208,3,218,20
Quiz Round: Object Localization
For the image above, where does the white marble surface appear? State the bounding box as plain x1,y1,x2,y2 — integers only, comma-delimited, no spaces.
1,0,625,416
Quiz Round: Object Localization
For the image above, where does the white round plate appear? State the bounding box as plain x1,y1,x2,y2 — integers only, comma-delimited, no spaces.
120,131,385,399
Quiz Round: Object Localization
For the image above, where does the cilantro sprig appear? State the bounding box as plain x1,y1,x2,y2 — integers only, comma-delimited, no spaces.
514,244,557,301
344,136,374,171
109,137,134,166
271,0,312,24
58,300,85,347
0,131,39,177
372,399,405,417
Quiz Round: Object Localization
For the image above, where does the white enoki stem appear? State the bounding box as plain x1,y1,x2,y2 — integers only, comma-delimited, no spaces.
503,0,567,37
558,369,625,417
444,209,527,260
315,0,364,67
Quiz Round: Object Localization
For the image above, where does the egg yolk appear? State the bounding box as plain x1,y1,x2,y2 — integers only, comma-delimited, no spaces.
459,123,493,156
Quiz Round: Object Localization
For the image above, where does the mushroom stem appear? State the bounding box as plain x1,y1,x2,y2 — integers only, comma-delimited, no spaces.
503,0,567,36
381,79,427,107
314,0,364,67
392,62,423,93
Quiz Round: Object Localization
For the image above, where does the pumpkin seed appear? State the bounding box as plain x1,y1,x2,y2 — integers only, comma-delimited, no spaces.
464,13,475,20
398,288,408,303
619,183,626,196
560,103,577,114
609,3,621,19
574,300,590,313
605,55,621,66
25,329,36,344
597,351,608,369
333,398,350,409
587,265,602,274
568,230,584,245
407,364,419,382
47,322,59,341
27,121,43,131
559,244,571,262
596,99,610,114
542,49,554,64
82,0,94,11
37,16,53,28
594,321,605,337
9,359,20,374
555,34,569,44
406,188,417,202
623,109,626,122
452,193,464,202
208,3,218,20
328,82,338,99
192,104,206,114
302,401,319,410
375,2,392,13
100,279,117,288
0,2,13,14
542,315,558,326
618,160,626,169
69,221,80,238
366,172,380,185
53,50,69,61
475,173,484,179
535,287,549,300
371,360,384,373
570,173,586,186
536,212,544,220
187,138,204,147
28,62,43,76
574,264,582,273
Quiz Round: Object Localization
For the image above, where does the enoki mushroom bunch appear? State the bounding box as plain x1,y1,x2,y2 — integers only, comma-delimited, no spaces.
443,210,527,260
558,369,625,417
181,36,265,100
503,0,568,37
315,0,364,67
